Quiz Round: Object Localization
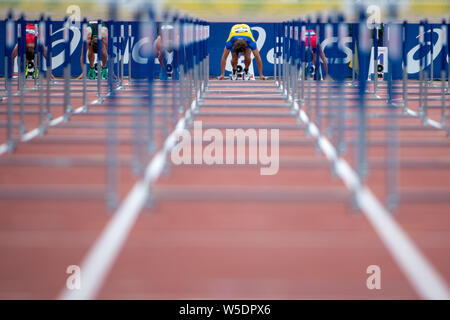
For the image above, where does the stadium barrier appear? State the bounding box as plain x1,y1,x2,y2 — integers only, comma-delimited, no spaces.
0,20,448,80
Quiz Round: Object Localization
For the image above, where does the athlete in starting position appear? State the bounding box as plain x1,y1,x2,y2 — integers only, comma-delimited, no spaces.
304,29,328,80
11,23,53,79
218,24,266,80
77,21,108,79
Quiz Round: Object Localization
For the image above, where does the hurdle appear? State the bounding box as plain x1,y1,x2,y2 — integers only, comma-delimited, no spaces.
163,7,450,216
271,7,450,298
1,0,450,301
0,12,140,153
385,6,401,210
0,3,213,210
4,12,15,152
271,6,449,211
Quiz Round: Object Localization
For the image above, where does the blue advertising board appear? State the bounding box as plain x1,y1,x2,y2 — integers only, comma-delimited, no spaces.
0,21,448,80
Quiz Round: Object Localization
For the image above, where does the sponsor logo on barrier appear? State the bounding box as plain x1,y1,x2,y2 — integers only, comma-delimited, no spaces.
407,28,445,74
4,22,449,78
50,26,80,70
320,36,353,64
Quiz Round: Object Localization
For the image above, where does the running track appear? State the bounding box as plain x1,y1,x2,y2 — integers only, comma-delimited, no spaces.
0,78,449,299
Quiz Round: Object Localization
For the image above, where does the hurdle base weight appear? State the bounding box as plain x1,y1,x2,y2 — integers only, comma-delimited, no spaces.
161,161,171,177
349,193,361,213
147,141,157,154
19,124,26,135
106,195,119,210
63,105,74,122
38,124,47,136
386,194,398,212
6,141,16,153
144,191,156,209
131,159,143,177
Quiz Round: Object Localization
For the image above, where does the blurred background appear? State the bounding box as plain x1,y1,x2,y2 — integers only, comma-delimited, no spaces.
0,0,449,21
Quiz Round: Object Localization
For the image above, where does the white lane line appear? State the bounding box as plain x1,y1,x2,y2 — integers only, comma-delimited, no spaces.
405,109,418,117
360,91,445,130
59,101,196,300
294,101,450,299
0,105,85,155
357,187,450,300
403,108,444,129
426,118,443,129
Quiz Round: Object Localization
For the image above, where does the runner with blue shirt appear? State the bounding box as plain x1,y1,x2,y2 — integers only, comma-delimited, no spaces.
218,24,266,80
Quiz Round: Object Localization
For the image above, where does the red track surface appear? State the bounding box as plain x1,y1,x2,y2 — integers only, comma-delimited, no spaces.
0,78,449,299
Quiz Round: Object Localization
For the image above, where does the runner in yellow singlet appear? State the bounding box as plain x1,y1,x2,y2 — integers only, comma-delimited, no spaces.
218,24,267,80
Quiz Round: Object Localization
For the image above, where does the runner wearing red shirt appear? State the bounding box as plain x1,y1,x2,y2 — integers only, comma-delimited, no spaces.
304,29,328,80
11,23,52,78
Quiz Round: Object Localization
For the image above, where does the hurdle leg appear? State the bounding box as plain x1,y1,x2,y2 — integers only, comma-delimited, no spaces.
373,24,380,98
106,3,119,209
351,23,356,87
337,81,347,155
441,21,448,124
6,21,15,150
120,24,125,88
402,62,408,113
18,16,26,134
355,14,370,181
442,69,447,125
97,19,103,103
131,75,144,176
63,18,73,121
125,24,132,87
423,70,429,124
179,64,186,114
45,18,53,120
106,96,119,209
2,56,6,100
34,23,38,90
430,24,434,86
46,55,52,120
6,74,15,152
38,17,45,134
19,67,26,134
273,25,278,86
418,22,424,116
82,21,88,112
277,31,282,89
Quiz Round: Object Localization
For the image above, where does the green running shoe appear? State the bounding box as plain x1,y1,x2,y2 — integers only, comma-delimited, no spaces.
33,67,39,79
25,64,33,78
88,67,96,79
101,68,108,80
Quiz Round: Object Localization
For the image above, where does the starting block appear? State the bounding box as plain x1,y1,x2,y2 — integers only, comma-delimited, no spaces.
231,64,255,80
